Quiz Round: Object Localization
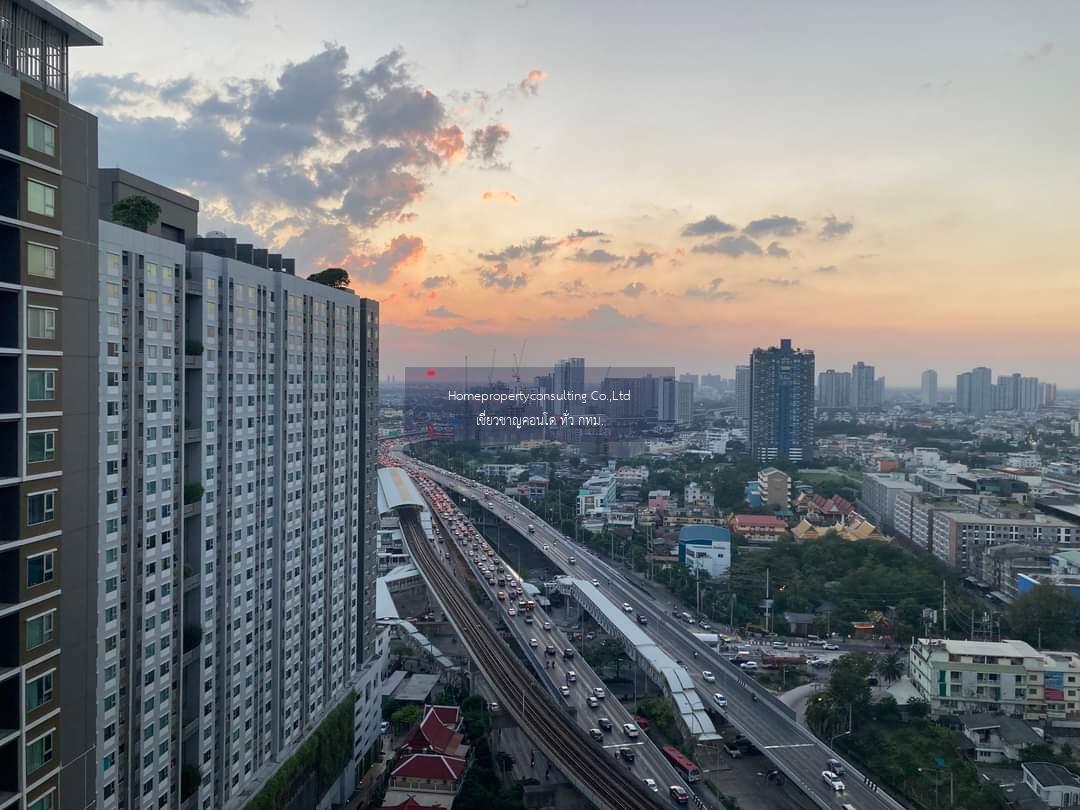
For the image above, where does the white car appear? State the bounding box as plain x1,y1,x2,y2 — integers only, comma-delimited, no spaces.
543,544,549,551
702,671,716,683
591,579,600,587
822,770,845,791
713,693,728,708
543,621,552,630
643,777,659,793
560,686,571,697
740,661,759,671
593,687,606,699
587,696,599,708
772,641,788,649
622,603,633,613
622,723,639,738
823,643,840,651
529,638,538,648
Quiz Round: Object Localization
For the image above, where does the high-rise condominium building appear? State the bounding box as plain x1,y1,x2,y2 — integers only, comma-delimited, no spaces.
734,364,751,421
851,361,876,410
1019,376,1040,412
749,338,815,463
553,357,585,412
0,4,102,809
817,369,851,409
996,373,1021,411
970,366,993,416
921,369,938,407
94,172,381,810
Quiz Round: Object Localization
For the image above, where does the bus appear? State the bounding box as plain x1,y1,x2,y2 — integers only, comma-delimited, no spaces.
661,745,701,782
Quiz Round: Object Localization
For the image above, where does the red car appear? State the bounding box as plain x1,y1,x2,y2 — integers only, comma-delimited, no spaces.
669,785,688,805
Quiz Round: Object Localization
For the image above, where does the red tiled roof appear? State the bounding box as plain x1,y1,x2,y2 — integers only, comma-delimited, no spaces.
429,705,460,727
732,514,787,528
392,753,466,782
381,797,447,810
402,706,468,758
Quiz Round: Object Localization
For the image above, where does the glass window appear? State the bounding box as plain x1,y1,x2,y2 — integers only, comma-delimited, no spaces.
27,243,57,279
27,117,56,156
26,731,54,774
26,180,56,218
27,550,54,587
28,790,55,810
107,253,121,276
26,611,55,650
146,290,157,306
27,370,56,402
27,307,57,340
27,431,56,463
27,491,55,525
26,671,54,711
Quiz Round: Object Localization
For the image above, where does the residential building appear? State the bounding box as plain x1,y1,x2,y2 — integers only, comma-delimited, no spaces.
677,525,731,578
757,467,792,509
931,512,1077,571
748,338,815,463
910,471,972,499
0,4,103,809
676,380,694,425
734,364,751,421
477,463,525,482
1023,762,1080,808
516,475,548,500
959,714,1042,763
647,489,672,510
1020,376,1041,412
996,373,1021,411
874,376,885,407
553,357,584,413
577,472,616,515
614,465,649,488
921,369,938,407
958,366,994,415
817,369,851,409
956,371,972,412
980,544,1054,602
684,481,713,507
859,473,922,533
1040,382,1058,407
729,514,789,542
851,361,876,410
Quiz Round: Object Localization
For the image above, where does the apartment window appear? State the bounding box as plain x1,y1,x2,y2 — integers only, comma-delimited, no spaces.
24,177,56,220
27,306,57,340
27,550,55,587
27,243,57,279
26,610,55,650
106,282,120,302
147,290,157,307
106,253,121,276
27,369,56,402
27,491,55,525
27,117,56,156
28,790,55,810
27,431,56,463
26,730,54,774
26,671,54,712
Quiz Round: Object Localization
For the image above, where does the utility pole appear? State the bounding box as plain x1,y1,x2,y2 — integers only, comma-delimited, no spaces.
764,567,772,635
942,579,947,640
729,593,735,629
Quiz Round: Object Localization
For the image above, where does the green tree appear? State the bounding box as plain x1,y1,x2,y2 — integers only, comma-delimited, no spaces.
876,652,903,684
390,704,421,729
307,267,351,288
111,195,161,232
1007,581,1080,649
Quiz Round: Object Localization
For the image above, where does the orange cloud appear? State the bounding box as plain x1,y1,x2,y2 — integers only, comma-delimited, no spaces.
481,190,520,204
345,234,426,285
520,69,547,96
431,125,466,164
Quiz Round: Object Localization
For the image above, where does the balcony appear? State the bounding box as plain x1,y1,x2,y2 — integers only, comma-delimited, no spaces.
0,225,16,285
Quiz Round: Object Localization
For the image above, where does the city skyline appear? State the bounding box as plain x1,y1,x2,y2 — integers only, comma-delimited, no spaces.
62,0,1080,384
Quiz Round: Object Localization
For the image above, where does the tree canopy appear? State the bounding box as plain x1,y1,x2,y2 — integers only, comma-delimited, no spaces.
1006,581,1080,649
111,195,161,232
307,267,350,288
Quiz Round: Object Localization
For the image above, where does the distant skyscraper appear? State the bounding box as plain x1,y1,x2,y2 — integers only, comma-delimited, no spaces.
817,369,851,409
1020,376,1040,412
956,372,973,412
851,361,877,409
749,338,815,463
658,376,677,422
679,372,699,394
1040,382,1058,407
996,373,1021,411
971,366,993,416
921,369,938,407
554,357,585,412
735,365,751,420
700,373,724,394
676,380,694,425
874,376,886,407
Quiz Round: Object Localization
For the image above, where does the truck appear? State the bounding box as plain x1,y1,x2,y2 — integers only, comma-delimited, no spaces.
762,655,805,669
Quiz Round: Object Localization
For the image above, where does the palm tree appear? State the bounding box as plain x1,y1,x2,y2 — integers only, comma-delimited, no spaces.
876,652,903,684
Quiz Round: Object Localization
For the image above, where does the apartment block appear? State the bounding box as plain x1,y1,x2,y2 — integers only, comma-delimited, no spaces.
757,467,791,509
0,3,102,809
859,473,921,534
577,472,616,515
930,512,1077,572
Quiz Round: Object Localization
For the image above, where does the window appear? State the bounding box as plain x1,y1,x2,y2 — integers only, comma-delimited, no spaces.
106,282,120,302
26,671,54,712
27,243,57,279
27,117,56,156
27,491,55,525
27,369,56,402
28,790,55,810
26,731,54,774
26,180,56,218
27,306,57,340
146,290,157,307
27,550,55,587
26,611,55,650
27,431,56,463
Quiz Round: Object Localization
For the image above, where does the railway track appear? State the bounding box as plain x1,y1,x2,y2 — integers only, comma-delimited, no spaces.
401,508,663,810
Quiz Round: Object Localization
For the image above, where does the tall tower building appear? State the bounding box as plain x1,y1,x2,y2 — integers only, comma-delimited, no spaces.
93,172,382,810
817,369,851,409
1019,376,1040,412
851,361,876,410
734,365,751,421
971,366,993,416
920,369,938,407
749,338,815,463
996,373,1021,411
0,4,103,809
553,357,585,412
874,376,886,407
956,372,972,412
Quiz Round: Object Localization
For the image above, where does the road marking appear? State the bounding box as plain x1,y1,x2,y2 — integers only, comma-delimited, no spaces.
763,743,817,749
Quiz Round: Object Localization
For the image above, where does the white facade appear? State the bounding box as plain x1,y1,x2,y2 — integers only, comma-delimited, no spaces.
577,473,616,515
684,543,731,578
684,481,714,507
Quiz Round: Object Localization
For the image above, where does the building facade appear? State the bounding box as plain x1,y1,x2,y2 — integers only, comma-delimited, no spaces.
817,369,851,409
748,338,814,463
757,467,791,509
677,525,731,578
859,473,922,534
0,4,103,809
734,364,750,421
931,512,1077,572
851,361,876,410
921,369,938,407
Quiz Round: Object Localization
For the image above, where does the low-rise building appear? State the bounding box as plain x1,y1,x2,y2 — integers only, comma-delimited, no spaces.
1023,762,1080,808
648,489,673,510
730,514,789,542
479,463,526,482
931,512,1077,571
516,474,548,500
959,713,1042,763
577,472,617,514
684,481,714,507
677,525,732,578
615,465,650,487
758,467,792,509
860,473,923,533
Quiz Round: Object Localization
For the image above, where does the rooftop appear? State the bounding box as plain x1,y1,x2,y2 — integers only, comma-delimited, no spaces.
392,753,466,782
1024,761,1080,788
392,673,441,703
379,467,428,514
959,713,1042,747
731,514,788,528
917,638,1041,659
21,0,103,46
678,525,730,544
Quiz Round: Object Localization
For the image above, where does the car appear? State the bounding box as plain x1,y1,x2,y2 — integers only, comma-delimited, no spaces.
637,614,648,625
669,785,689,804
589,728,603,742
622,603,633,613
508,607,516,616
591,578,600,587
822,770,846,791
566,671,577,683
568,557,576,565
740,661,758,670
587,696,599,708
618,747,635,762
713,693,728,707
772,641,788,648
444,552,450,559
560,686,571,697
700,622,711,630
489,702,499,712
702,671,716,683
643,777,659,793
622,723,639,738
523,614,534,624
543,544,549,551
543,621,552,630
545,645,557,656
823,643,840,651
593,687,606,699
529,638,538,648
379,720,390,734
827,757,845,775
563,648,575,659
597,717,613,731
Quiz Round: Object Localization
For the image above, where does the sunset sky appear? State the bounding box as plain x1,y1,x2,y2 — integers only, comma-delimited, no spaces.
67,0,1080,384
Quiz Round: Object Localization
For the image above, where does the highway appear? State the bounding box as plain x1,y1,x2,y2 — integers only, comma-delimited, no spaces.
399,508,666,810
401,451,905,810
412,471,699,802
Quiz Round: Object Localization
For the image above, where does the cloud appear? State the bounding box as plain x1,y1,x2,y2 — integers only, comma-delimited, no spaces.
615,250,657,271
1023,41,1054,61
819,215,854,240
563,304,654,329
760,277,800,287
766,241,790,258
565,228,606,243
468,124,511,167
567,248,623,264
421,275,455,289
743,215,803,238
815,265,839,274
478,262,529,290
691,235,762,258
685,277,735,301
478,236,561,264
481,190,519,204
426,306,462,318
681,215,736,237
347,234,426,284
79,0,251,14
543,279,587,298
622,282,646,298
519,69,547,96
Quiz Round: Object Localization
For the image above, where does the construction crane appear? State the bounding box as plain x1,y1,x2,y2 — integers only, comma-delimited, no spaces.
512,339,527,392
487,349,496,388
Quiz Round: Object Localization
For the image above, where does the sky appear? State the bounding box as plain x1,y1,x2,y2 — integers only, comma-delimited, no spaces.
65,0,1080,385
